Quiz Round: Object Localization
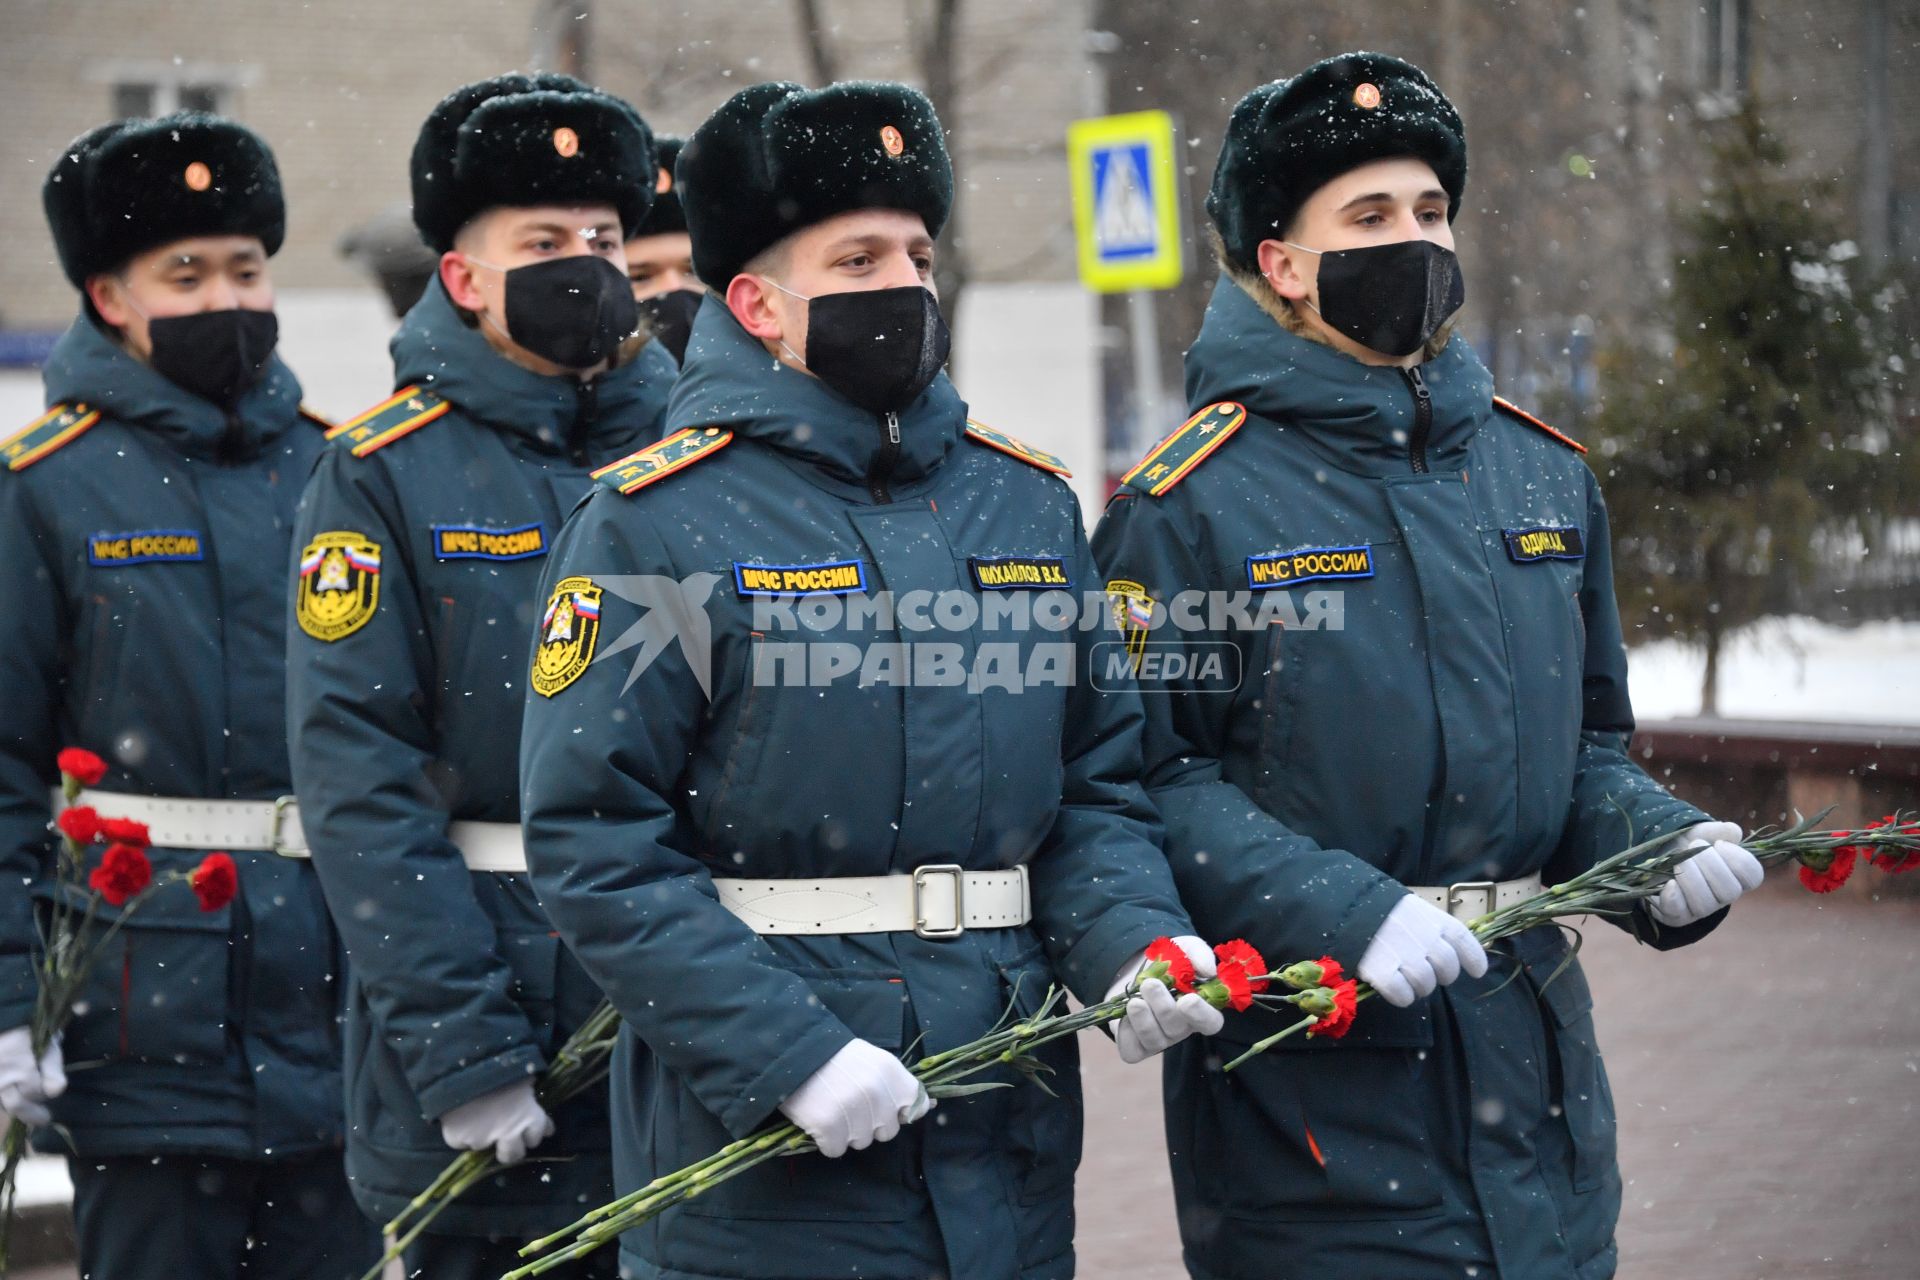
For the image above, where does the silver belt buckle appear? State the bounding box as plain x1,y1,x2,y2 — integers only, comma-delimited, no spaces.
912,864,966,939
270,795,305,858
1445,879,1498,922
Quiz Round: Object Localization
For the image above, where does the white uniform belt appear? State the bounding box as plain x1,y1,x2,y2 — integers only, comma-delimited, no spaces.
64,790,528,872
1408,873,1543,924
713,865,1031,938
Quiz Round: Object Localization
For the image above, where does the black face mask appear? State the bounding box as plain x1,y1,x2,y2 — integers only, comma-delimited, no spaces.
491,255,640,370
144,308,278,408
1291,239,1465,358
637,288,703,363
783,284,950,416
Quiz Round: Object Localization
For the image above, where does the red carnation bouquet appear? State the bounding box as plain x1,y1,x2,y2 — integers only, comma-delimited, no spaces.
1,749,240,1266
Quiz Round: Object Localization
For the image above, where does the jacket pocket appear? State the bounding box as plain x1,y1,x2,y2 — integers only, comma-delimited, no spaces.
996,947,1083,1205
1527,944,1617,1193
678,967,922,1222
1182,1041,1445,1221
36,881,233,1067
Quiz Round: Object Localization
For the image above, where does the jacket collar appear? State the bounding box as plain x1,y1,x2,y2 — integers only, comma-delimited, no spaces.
1184,276,1494,478
663,297,964,498
41,312,303,460
390,278,674,458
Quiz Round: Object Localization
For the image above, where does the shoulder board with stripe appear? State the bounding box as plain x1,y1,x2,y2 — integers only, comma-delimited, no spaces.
1120,401,1246,497
298,403,334,432
3,404,102,472
963,420,1070,478
326,386,451,457
592,427,733,496
1492,396,1586,455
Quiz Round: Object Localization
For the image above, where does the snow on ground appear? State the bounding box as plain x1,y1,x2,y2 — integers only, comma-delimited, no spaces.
1628,616,1920,725
14,1154,72,1208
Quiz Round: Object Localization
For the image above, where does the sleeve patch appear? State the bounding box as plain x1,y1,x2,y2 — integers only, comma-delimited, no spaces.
295,531,383,641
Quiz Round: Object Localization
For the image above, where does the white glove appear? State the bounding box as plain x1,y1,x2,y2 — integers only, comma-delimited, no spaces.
778,1038,931,1159
1647,821,1765,928
0,1027,66,1128
1358,895,1490,1008
1104,936,1226,1064
438,1080,555,1166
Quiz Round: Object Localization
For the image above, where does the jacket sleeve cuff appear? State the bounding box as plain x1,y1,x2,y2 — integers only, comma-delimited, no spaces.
1326,871,1413,968
415,1043,550,1121
713,1018,855,1140
1613,900,1729,951
1051,906,1195,1008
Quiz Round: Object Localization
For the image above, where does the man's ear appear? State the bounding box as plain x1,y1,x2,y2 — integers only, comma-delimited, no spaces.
1257,239,1311,303
86,275,130,328
725,273,784,343
440,250,488,313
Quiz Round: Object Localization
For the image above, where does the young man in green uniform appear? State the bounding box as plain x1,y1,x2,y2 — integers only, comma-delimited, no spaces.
1094,52,1765,1279
286,75,672,1278
519,80,1220,1280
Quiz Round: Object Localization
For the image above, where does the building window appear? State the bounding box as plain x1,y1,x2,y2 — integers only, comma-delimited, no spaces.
1701,0,1751,98
107,75,234,118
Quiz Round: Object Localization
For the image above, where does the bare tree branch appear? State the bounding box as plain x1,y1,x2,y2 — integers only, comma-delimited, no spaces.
796,0,841,85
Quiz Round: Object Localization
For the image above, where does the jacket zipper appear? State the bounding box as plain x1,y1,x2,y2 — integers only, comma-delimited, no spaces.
1400,366,1432,474
866,411,901,504
569,377,600,466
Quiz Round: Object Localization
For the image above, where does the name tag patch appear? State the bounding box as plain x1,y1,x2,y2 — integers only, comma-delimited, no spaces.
1504,526,1585,562
733,559,867,597
88,529,204,566
969,556,1072,591
1247,545,1373,590
432,522,547,561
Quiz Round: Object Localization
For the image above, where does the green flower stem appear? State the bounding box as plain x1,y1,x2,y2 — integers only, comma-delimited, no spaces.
511,992,1137,1272
1223,811,1920,1076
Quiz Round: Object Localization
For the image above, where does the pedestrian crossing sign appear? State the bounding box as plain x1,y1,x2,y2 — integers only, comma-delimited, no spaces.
1068,110,1183,292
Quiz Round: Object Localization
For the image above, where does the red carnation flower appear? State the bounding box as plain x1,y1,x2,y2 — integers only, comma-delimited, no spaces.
1861,815,1920,875
1314,956,1346,988
1798,844,1857,894
98,817,150,849
1307,980,1360,1040
1141,936,1198,993
1213,940,1270,994
1212,962,1259,1011
56,748,107,786
1199,940,1270,1012
190,853,238,912
56,806,102,845
89,842,152,906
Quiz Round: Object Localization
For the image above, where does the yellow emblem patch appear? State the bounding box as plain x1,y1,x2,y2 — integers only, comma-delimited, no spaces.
532,575,603,698
1106,578,1155,672
295,531,382,642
